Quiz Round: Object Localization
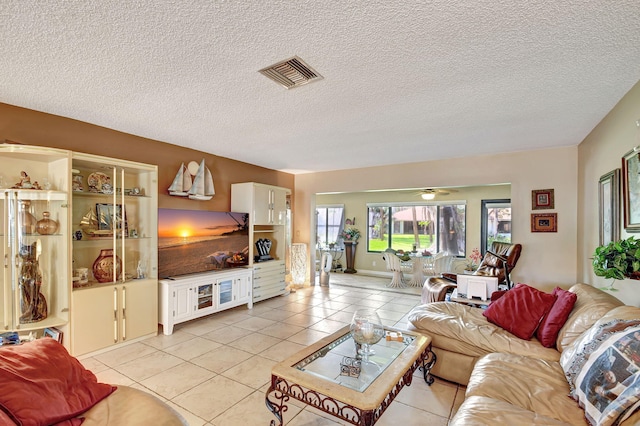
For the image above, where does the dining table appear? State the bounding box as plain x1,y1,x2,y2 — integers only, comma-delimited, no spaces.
399,253,433,287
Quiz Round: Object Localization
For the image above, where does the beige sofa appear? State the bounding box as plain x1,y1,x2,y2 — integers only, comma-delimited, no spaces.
408,283,640,425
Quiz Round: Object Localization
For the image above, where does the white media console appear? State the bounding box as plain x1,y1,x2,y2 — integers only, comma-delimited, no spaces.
158,268,253,335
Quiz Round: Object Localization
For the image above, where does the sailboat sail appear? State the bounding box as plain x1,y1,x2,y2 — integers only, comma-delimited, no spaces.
168,163,192,196
188,159,215,200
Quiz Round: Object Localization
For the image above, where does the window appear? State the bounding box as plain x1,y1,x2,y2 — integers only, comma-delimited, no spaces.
481,199,512,255
316,205,344,248
367,203,466,256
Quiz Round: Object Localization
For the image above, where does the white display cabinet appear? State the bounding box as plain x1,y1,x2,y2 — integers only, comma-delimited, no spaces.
0,145,71,342
158,268,253,335
231,182,291,303
70,153,158,356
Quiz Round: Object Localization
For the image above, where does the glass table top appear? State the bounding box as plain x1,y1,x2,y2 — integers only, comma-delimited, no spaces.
293,329,415,392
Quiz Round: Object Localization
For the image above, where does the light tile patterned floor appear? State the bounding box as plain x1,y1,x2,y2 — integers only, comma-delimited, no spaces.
80,274,465,425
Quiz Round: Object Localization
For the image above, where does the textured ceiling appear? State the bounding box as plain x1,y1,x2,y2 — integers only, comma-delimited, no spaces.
1,1,639,174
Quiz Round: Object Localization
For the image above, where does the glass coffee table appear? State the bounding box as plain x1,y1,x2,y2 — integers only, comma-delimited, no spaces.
265,325,435,426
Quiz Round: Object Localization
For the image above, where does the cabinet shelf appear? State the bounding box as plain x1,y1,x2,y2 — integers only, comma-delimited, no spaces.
14,315,68,333
0,233,64,238
74,236,153,242
0,189,67,201
72,191,151,199
72,277,154,291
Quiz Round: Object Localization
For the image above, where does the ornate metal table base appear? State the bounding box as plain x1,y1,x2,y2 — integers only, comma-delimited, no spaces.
265,346,436,426
421,347,437,385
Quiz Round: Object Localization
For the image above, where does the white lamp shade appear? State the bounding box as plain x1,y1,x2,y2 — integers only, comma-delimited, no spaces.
421,192,435,200
291,243,307,285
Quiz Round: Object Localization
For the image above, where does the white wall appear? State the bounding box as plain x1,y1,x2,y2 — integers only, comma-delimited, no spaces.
578,80,640,306
294,146,578,292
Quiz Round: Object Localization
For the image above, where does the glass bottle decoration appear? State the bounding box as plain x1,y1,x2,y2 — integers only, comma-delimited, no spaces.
92,249,123,283
36,211,59,235
18,200,37,235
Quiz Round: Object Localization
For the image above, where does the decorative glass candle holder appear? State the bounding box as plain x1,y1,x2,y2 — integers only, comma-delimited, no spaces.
350,309,384,361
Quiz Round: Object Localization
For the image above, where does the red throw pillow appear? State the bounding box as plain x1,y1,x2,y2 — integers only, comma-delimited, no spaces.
535,287,578,348
0,338,115,426
490,290,508,302
482,283,556,340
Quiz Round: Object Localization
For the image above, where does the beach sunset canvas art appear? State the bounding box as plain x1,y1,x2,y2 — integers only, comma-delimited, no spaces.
158,209,249,278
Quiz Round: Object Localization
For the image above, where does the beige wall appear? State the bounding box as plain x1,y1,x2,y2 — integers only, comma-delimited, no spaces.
578,80,640,306
295,146,578,292
316,185,510,275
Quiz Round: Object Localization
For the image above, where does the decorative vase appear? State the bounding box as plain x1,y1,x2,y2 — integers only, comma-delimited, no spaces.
36,211,59,235
18,200,37,235
92,249,122,283
344,241,358,273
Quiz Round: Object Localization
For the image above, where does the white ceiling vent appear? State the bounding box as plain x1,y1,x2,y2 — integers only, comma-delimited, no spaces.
259,56,323,89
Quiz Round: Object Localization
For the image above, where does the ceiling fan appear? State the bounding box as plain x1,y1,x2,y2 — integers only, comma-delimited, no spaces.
418,188,458,200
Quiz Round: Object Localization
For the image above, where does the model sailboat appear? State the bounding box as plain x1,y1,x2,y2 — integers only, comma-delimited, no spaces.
168,163,192,196
188,159,215,200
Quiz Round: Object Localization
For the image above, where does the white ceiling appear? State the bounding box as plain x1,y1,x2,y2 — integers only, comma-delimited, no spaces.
2,1,639,174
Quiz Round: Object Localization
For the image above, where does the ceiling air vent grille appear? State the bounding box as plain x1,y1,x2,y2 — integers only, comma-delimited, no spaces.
259,56,323,89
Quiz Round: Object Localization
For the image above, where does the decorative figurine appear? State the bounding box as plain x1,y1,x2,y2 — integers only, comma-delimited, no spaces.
18,241,48,323
12,171,42,190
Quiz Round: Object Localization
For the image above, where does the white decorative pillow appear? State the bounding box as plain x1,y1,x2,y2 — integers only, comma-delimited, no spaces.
565,322,640,426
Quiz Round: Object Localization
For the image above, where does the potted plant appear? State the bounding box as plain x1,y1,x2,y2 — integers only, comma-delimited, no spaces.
465,248,482,272
340,227,361,243
592,236,640,290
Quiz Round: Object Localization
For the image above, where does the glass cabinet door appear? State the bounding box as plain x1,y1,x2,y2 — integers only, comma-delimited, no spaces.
196,283,213,311
0,145,70,336
71,154,158,287
217,278,233,306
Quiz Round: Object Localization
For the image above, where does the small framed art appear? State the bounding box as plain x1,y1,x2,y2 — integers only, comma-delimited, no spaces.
531,213,557,233
96,203,128,235
532,189,554,210
599,169,621,245
43,327,63,343
622,147,640,232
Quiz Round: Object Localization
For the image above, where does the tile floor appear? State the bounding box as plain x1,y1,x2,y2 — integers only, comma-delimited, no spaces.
80,274,465,425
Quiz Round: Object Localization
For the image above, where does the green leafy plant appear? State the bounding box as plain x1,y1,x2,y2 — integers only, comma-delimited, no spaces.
592,237,640,286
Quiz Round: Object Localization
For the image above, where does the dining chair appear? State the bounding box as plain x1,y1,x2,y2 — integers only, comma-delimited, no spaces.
424,251,446,276
381,252,406,288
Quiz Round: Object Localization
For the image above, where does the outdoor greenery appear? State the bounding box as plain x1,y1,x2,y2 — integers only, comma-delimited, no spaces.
592,237,640,284
487,233,511,248
369,234,434,252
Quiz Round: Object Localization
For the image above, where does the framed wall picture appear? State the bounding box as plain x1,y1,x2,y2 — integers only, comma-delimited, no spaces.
532,189,555,210
599,169,621,245
622,147,640,232
531,213,557,232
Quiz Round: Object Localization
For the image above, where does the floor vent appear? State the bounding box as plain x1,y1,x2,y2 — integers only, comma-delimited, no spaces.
259,56,323,89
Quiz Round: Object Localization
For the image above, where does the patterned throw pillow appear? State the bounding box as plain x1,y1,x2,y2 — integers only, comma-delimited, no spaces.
563,321,640,426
